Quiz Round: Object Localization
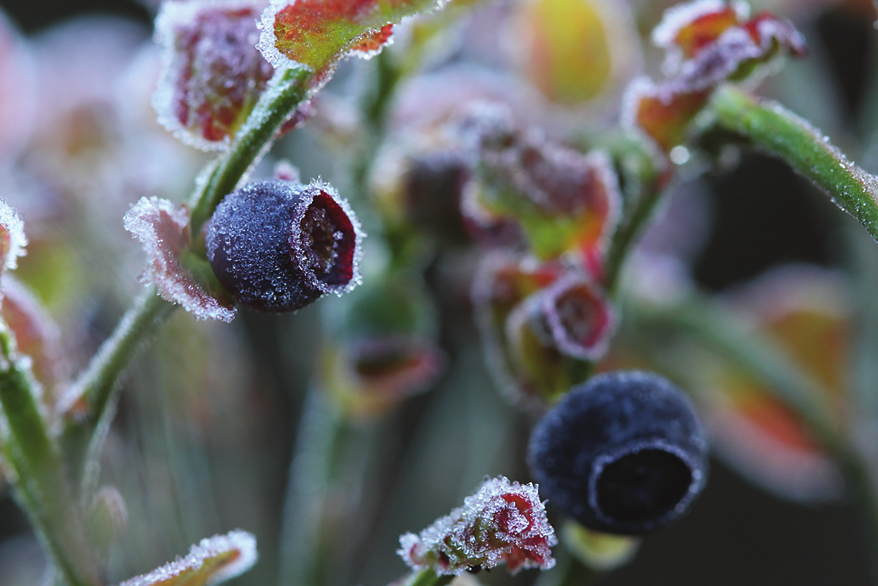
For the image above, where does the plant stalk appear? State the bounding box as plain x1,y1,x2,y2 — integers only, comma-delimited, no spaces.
0,327,101,586
189,66,311,234
710,85,878,245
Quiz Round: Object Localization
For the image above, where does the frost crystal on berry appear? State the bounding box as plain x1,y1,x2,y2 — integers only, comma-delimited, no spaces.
398,476,556,575
0,198,26,274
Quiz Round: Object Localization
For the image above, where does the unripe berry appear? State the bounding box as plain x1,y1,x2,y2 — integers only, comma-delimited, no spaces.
528,371,708,535
206,179,362,312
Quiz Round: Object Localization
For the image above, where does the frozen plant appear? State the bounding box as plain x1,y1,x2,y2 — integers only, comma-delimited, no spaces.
0,0,877,585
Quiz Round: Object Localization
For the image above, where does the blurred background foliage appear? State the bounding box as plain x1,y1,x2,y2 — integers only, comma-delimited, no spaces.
0,0,877,585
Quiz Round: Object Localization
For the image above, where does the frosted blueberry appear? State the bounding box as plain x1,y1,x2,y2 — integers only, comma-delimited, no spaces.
528,371,708,535
206,179,363,312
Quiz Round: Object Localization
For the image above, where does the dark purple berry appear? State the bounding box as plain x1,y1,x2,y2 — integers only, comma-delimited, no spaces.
206,179,362,312
528,371,708,535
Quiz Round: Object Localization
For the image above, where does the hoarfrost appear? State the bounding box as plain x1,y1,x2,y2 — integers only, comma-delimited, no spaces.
118,530,257,586
399,476,556,575
153,0,274,151
539,274,616,361
124,197,236,322
0,198,26,273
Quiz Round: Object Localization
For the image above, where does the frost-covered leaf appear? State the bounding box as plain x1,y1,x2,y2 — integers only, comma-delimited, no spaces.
257,0,444,86
0,198,26,275
461,106,621,265
625,0,806,153
622,78,711,154
124,197,236,322
118,530,257,586
1,276,68,403
399,476,556,575
154,0,275,150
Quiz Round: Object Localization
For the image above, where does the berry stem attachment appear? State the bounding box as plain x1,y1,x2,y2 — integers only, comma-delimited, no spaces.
601,134,665,296
189,66,311,235
709,85,878,245
0,325,101,586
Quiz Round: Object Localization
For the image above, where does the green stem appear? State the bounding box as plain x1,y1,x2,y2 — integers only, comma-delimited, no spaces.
61,289,176,489
62,68,314,485
710,85,878,244
602,135,666,295
0,328,100,586
398,569,455,586
277,388,350,586
189,67,311,234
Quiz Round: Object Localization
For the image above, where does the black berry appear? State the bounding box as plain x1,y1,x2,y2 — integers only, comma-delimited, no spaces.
206,179,362,312
527,371,708,535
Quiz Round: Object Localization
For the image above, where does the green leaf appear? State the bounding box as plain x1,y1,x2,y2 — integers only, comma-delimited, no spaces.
257,0,443,80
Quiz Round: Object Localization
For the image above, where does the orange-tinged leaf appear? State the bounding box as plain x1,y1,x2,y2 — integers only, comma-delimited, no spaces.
626,0,806,153
624,78,710,153
257,0,444,84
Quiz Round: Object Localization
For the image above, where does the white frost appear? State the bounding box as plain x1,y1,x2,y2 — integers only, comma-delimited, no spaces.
118,530,258,586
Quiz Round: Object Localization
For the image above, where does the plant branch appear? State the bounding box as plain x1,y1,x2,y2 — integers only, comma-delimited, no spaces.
602,134,666,295
710,85,878,244
0,326,101,586
189,66,311,234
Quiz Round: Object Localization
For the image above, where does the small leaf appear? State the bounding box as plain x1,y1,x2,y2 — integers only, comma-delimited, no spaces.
398,476,557,575
1,276,68,402
154,0,276,150
257,0,445,86
118,530,258,586
472,253,564,405
320,334,445,418
460,106,622,264
124,197,236,322
699,266,849,502
625,0,806,153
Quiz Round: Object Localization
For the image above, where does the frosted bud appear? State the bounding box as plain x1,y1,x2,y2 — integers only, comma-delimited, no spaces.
399,476,557,575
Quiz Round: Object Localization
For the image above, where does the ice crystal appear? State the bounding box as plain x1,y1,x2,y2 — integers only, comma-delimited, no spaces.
0,198,26,273
118,530,257,586
398,476,556,575
153,0,274,151
124,197,236,322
